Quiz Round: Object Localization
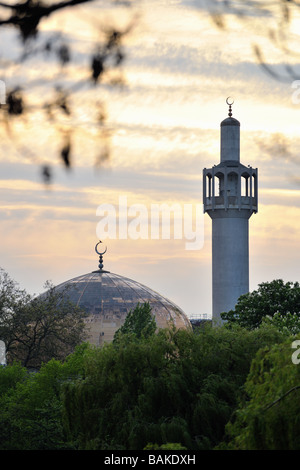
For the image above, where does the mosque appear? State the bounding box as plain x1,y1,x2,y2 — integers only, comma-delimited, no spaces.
46,99,257,344
51,241,192,345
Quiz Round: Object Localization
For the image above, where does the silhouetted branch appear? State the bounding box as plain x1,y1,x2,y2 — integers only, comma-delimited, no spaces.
0,0,98,40
204,0,300,82
0,0,137,182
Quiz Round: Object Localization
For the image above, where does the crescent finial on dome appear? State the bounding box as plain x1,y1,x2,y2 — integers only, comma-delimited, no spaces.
94,240,108,272
95,240,107,256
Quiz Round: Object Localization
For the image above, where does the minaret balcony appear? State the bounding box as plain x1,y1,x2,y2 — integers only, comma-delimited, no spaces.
203,195,258,213
203,165,258,215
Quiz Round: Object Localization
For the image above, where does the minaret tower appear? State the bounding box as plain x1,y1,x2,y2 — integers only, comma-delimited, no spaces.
203,98,258,324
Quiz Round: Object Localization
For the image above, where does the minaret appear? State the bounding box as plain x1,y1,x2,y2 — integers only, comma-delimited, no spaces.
203,98,258,324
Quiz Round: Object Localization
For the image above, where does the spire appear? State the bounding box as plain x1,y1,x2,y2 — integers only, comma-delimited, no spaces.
93,240,110,273
220,97,240,162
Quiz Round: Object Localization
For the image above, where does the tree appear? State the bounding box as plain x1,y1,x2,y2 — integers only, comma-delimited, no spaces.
221,279,300,330
0,269,89,368
62,322,285,450
222,335,300,450
0,343,89,450
0,320,286,450
263,311,300,336
113,302,157,342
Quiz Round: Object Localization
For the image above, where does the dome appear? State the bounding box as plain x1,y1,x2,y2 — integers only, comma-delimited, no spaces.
52,270,192,346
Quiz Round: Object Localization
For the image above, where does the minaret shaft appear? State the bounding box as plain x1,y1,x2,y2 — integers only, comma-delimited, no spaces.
221,123,240,162
212,213,249,319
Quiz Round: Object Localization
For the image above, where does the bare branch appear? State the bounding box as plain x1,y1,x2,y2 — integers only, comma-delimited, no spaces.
0,0,98,40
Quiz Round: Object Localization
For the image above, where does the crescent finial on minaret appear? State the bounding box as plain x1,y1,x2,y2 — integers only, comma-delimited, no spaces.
226,96,234,117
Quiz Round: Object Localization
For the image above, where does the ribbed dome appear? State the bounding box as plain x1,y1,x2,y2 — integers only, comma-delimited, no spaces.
53,270,191,345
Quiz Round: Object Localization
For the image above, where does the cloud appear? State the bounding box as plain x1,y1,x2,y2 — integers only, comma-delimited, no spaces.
256,132,300,165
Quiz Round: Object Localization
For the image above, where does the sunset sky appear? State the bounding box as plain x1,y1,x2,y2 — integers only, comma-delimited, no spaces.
1,0,300,318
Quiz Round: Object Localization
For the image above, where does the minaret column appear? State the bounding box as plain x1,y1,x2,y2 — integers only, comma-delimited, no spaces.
203,99,258,324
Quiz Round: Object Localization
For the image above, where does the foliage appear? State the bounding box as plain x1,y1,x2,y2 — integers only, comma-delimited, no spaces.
0,361,28,396
263,312,300,336
0,293,289,451
222,335,300,450
144,442,187,450
0,269,89,368
0,343,89,450
62,322,285,450
221,279,300,330
113,302,157,342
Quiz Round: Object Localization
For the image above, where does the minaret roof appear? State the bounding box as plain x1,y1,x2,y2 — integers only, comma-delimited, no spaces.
221,97,240,127
221,117,240,127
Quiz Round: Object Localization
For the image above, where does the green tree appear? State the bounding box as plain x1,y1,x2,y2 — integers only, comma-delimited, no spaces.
0,362,27,396
263,312,300,336
0,323,286,450
0,342,89,450
221,279,300,330
144,442,187,450
113,302,157,342
62,322,285,450
0,269,89,368
223,335,300,450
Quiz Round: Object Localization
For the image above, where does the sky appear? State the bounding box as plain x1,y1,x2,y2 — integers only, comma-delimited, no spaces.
1,0,300,318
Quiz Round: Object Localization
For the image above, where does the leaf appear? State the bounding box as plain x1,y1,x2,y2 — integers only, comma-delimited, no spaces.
91,54,104,83
57,44,70,65
41,165,52,184
7,88,23,115
61,140,71,168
